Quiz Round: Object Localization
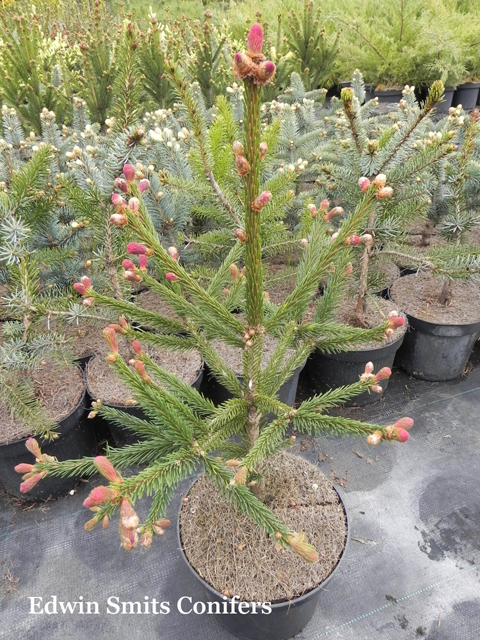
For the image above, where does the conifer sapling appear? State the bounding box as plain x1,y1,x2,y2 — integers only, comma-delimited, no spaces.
16,25,413,563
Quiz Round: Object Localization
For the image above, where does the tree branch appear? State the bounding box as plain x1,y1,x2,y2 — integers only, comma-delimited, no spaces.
206,171,242,226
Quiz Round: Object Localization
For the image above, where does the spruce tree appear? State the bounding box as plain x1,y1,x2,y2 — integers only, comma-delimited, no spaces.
398,107,480,304
17,26,412,559
284,0,341,91
310,76,465,324
0,131,74,440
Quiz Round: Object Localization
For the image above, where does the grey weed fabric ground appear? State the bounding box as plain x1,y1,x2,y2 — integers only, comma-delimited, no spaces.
1,347,479,640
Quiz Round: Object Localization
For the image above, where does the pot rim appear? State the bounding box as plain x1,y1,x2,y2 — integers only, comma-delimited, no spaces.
177,479,350,610
231,360,306,381
456,82,480,89
315,330,405,362
400,311,480,338
374,87,404,93
403,310,480,329
389,281,480,329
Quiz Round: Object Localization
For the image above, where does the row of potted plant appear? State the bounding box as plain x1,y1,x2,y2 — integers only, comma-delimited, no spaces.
308,78,480,388
2,0,480,134
4,26,417,640
1,24,480,640
1,75,479,492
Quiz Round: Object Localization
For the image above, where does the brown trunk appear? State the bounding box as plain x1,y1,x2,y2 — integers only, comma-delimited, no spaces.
421,220,434,247
246,406,260,450
438,279,453,306
23,313,31,341
354,234,373,327
354,288,367,327
246,407,265,499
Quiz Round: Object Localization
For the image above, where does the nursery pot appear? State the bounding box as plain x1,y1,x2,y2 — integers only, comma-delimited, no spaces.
399,266,418,278
0,382,95,501
371,263,401,300
88,364,204,447
452,82,480,110
374,88,403,103
200,363,304,408
393,313,480,381
364,83,375,102
436,86,455,113
74,353,94,372
348,82,375,103
305,333,404,406
178,484,349,640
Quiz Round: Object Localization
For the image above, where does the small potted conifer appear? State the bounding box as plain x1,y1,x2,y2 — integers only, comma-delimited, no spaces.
306,78,457,403
390,108,480,380
0,141,96,502
15,25,412,640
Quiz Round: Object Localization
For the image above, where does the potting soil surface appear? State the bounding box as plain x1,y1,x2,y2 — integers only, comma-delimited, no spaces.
1,346,480,639
327,296,407,350
390,272,480,324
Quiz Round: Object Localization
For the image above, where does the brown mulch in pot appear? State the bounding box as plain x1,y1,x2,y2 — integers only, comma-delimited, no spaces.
209,313,295,376
56,319,109,358
390,272,480,324
86,337,202,406
0,362,84,444
209,335,295,376
135,290,181,321
369,260,400,292
304,295,406,350
467,226,480,246
264,264,298,306
180,450,347,603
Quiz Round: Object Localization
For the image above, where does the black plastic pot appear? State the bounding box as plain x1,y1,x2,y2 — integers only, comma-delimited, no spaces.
452,82,480,110
74,353,94,372
364,84,375,102
305,333,404,406
87,363,204,447
178,485,349,640
200,364,304,408
371,265,401,301
0,382,95,502
436,86,455,113
399,266,418,278
374,88,403,103
393,313,480,381
104,405,148,448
